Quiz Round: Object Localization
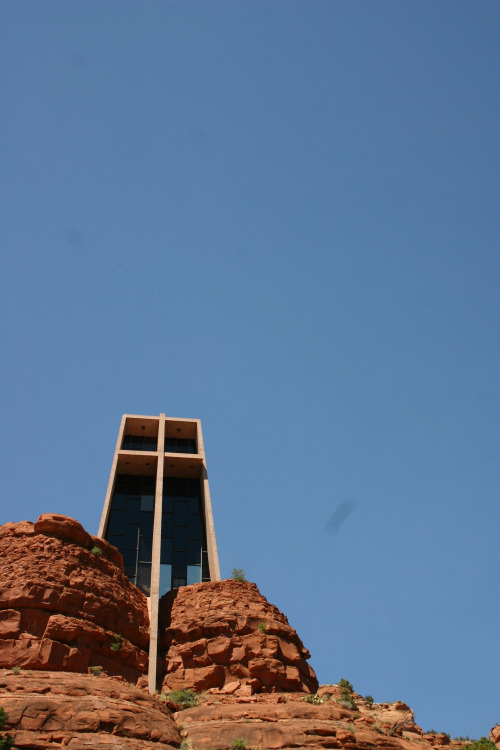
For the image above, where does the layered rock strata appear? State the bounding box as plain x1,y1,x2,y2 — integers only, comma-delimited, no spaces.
0,514,149,682
159,579,318,694
174,686,460,750
0,670,180,749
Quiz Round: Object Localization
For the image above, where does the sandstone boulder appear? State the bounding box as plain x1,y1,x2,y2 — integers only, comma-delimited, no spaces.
159,580,318,694
0,515,149,682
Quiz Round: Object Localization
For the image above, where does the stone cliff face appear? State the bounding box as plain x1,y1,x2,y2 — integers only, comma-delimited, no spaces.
0,514,497,749
0,514,149,682
159,579,318,694
0,671,180,749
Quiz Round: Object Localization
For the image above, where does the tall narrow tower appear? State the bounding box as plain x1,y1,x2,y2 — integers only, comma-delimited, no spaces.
98,413,220,691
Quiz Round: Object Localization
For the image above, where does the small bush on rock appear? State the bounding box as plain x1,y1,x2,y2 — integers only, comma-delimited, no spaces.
0,707,14,750
167,689,198,709
338,678,354,692
110,635,122,652
11,667,20,675
89,666,103,676
365,695,374,704
231,740,247,750
258,622,266,633
339,695,357,710
337,677,356,710
231,569,246,582
91,546,103,557
301,693,323,705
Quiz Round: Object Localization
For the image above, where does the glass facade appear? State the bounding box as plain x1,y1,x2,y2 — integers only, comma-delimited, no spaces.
164,437,197,454
122,434,157,451
104,474,155,594
104,474,209,598
160,477,209,596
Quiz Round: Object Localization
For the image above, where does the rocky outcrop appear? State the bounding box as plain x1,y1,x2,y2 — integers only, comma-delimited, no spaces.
169,687,458,750
0,670,180,749
159,579,318,694
0,514,149,682
0,514,496,747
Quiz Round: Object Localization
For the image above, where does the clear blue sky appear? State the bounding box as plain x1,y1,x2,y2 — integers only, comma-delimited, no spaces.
1,1,498,738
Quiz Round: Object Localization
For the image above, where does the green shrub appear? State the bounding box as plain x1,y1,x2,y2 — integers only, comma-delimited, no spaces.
11,666,20,675
462,740,497,750
338,678,354,692
365,695,374,704
89,666,103,676
339,695,357,710
167,689,198,709
336,677,356,709
301,693,323,705
0,707,14,750
110,635,122,652
231,740,247,750
231,569,246,582
258,622,266,633
91,546,103,557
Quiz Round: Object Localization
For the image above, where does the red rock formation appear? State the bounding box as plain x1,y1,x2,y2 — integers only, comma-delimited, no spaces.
0,515,496,748
0,514,149,682
159,579,318,694
167,689,460,750
0,670,180,749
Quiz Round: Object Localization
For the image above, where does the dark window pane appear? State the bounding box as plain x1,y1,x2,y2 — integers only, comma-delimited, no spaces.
172,577,186,588
188,497,200,514
163,496,174,513
107,535,123,550
173,528,187,552
175,479,189,497
123,549,137,574
124,524,138,548
112,493,127,510
202,551,209,581
126,498,140,524
137,564,151,596
123,434,157,452
163,478,175,495
161,513,173,538
141,494,154,511
187,515,201,539
164,438,196,454
174,501,187,526
140,511,154,536
173,551,186,567
139,536,152,562
187,540,201,565
161,538,172,564
107,510,125,535
115,476,127,491
127,477,141,493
